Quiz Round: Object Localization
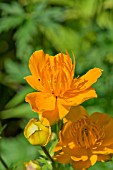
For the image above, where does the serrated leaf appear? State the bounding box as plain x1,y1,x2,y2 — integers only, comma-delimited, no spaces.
34,5,65,22
0,16,24,33
0,2,24,15
40,24,79,53
4,59,29,84
14,20,37,60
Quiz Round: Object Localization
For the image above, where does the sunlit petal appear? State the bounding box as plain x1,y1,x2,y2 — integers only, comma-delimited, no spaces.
29,50,46,78
25,92,56,112
91,112,113,146
71,68,102,91
59,87,97,106
25,75,44,91
65,106,88,122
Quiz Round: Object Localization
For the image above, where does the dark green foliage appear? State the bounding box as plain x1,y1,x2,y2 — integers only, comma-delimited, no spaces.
0,0,113,169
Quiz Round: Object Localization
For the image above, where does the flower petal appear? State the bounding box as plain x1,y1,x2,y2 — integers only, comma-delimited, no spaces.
25,92,56,112
71,68,102,91
57,100,71,119
41,106,60,125
97,154,112,162
54,151,71,164
93,146,113,155
65,106,88,122
72,159,91,170
91,112,113,146
59,87,97,106
71,155,88,162
25,75,44,91
61,122,74,144
61,144,88,160
29,50,47,78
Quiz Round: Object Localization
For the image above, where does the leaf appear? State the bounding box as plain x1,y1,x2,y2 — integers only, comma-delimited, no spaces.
0,2,24,15
0,124,7,135
49,140,58,157
104,0,113,9
0,134,38,170
14,20,37,61
0,103,38,119
34,4,66,23
78,0,98,18
49,0,75,7
40,24,79,53
4,59,29,84
37,158,52,170
0,16,24,33
96,11,113,29
5,87,34,109
89,161,113,170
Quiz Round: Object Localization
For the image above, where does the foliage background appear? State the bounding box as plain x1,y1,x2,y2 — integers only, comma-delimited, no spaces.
0,0,113,169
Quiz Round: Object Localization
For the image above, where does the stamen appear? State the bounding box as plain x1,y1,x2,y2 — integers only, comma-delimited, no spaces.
71,118,104,149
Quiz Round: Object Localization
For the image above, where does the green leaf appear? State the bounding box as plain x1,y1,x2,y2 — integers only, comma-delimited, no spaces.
34,4,65,23
0,2,24,15
14,20,37,60
40,24,79,53
4,59,29,84
89,160,113,170
0,16,24,33
5,87,34,109
78,0,98,18
96,11,113,29
0,134,38,170
0,103,37,119
49,0,75,7
0,124,7,135
37,158,52,170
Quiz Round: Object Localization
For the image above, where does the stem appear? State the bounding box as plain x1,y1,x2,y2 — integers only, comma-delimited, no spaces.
56,120,63,137
41,146,57,170
0,156,9,170
58,120,63,131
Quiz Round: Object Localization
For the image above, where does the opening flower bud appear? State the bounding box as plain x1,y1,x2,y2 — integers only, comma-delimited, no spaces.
24,160,41,170
24,118,51,146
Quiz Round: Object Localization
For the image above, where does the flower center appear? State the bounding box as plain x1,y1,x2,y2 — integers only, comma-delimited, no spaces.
72,118,104,149
41,54,74,96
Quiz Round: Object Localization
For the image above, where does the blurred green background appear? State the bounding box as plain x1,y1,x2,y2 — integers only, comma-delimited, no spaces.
0,0,113,169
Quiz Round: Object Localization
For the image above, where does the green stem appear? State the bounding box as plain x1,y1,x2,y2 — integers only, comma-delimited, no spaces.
41,146,57,170
0,156,9,170
58,120,63,131
56,120,63,137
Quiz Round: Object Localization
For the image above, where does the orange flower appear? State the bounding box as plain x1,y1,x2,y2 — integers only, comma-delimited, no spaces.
25,50,102,124
54,106,113,170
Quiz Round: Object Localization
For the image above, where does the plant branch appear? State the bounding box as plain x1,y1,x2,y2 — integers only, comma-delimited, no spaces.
41,146,57,170
0,156,9,170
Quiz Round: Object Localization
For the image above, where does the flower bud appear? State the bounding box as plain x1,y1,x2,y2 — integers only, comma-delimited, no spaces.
24,118,51,146
24,160,41,170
